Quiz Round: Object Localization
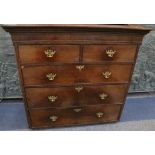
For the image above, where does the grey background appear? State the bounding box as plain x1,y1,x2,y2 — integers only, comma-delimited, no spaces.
0,25,155,99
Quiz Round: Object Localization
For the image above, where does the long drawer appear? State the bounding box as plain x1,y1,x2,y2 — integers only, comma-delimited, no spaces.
22,64,132,86
29,104,122,128
26,84,127,108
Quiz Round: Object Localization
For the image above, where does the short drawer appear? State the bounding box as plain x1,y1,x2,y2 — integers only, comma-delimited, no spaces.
25,84,127,108
29,104,121,128
83,44,137,62
18,45,80,64
22,64,132,86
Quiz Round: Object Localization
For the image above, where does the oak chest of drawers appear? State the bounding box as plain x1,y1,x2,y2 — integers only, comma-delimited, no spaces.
3,24,150,129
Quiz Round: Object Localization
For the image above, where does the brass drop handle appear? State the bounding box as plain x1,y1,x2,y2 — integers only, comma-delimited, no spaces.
49,116,58,122
96,112,104,118
75,86,83,93
48,96,58,102
44,49,56,58
76,65,85,71
99,93,108,100
46,73,56,81
102,71,111,79
106,49,116,58
73,108,82,113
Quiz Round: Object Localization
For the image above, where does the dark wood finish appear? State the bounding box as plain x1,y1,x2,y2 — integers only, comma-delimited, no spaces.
26,86,78,108
22,64,132,86
19,45,80,64
3,24,150,33
2,24,150,129
78,84,128,106
29,104,122,128
25,84,127,108
83,44,137,63
10,32,146,44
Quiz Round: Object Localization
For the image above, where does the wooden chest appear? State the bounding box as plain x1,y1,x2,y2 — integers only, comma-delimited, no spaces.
3,25,150,129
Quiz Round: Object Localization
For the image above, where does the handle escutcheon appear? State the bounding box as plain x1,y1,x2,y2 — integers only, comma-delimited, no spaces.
76,65,85,71
99,93,108,100
73,108,82,113
49,116,58,122
106,49,116,58
96,112,104,118
102,71,111,79
44,49,56,58
48,96,58,102
46,73,57,81
75,86,83,93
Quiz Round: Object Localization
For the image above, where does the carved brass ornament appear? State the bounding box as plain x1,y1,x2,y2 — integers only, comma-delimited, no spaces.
99,93,108,100
102,71,111,79
76,65,85,71
48,96,58,102
73,108,82,113
105,49,116,58
46,73,56,81
49,116,58,122
96,112,104,118
44,49,56,58
75,86,83,93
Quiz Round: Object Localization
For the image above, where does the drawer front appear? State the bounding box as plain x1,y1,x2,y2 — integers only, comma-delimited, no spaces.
18,45,80,64
26,87,78,108
25,84,127,108
30,104,121,128
78,84,128,105
22,64,132,86
83,45,137,62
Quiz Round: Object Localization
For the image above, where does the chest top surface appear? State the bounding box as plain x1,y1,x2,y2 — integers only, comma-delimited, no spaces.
2,24,151,34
